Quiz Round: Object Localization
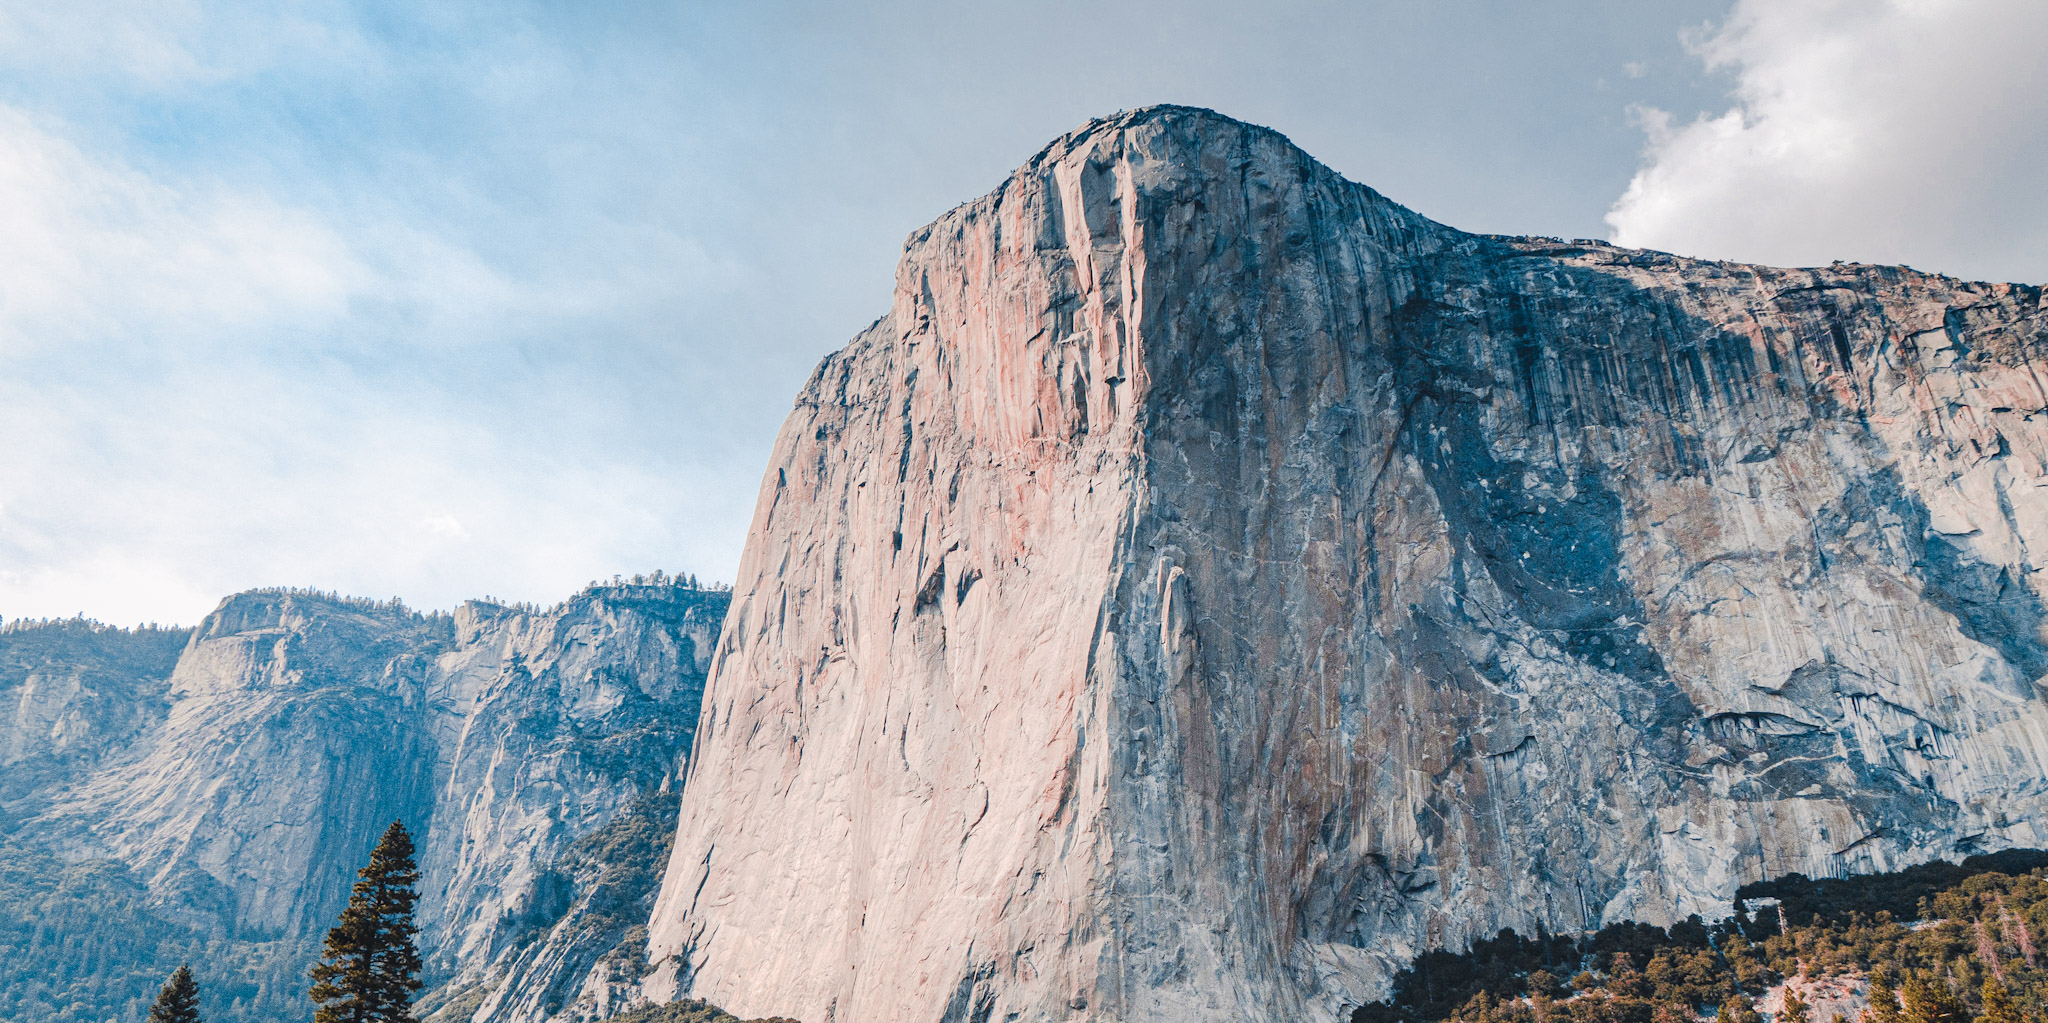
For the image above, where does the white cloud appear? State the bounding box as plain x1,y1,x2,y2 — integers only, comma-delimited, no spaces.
1606,0,2048,283
420,515,471,541
0,1,370,88
0,3,213,86
0,106,369,352
0,99,746,626
0,356,714,624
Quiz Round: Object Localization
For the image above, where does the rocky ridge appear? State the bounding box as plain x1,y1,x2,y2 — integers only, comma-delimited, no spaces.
646,106,2048,1023
0,577,726,1023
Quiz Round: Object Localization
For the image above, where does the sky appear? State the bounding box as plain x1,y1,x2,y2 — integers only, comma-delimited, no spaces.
0,0,2042,627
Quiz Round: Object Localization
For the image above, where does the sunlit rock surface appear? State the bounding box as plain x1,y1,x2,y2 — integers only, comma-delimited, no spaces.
1,580,726,1023
646,105,2048,1023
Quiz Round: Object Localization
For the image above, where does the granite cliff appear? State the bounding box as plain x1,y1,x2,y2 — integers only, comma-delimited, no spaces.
0,577,726,1023
646,106,2048,1023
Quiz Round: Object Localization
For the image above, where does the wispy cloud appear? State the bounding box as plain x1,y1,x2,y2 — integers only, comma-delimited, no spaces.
0,2,768,625
1606,0,2048,282
17,0,1982,625
0,105,367,354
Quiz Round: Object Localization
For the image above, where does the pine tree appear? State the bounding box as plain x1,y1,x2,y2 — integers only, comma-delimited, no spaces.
1902,978,1968,1023
1718,994,1763,1023
147,964,202,1023
1868,978,1904,1023
309,821,425,1023
1976,980,2023,1023
1783,990,1812,1023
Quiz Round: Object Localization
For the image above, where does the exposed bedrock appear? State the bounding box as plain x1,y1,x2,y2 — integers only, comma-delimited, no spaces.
647,106,2048,1023
2,580,727,1023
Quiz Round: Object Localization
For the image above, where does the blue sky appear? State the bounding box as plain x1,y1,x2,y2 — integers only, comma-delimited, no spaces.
1,0,2042,625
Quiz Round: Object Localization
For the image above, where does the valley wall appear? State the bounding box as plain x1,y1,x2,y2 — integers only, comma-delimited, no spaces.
0,579,727,1023
647,106,2048,1023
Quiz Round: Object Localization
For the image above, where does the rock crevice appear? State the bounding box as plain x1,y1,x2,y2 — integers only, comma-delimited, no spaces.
649,106,2048,1023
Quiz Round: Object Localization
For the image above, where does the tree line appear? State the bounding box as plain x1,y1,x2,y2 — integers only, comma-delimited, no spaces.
145,841,2048,1022
147,822,424,1023
1352,851,2048,1023
140,817,791,1023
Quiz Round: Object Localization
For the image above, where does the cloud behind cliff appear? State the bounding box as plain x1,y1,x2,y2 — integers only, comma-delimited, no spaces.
1,0,2040,625
1606,0,2048,282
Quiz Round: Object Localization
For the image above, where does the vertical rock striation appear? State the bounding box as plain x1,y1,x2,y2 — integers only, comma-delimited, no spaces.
424,583,725,1023
647,106,2048,1023
0,619,190,812
1,580,728,1023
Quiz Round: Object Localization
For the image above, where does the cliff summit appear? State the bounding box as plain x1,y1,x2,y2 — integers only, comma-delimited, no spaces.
646,106,2048,1023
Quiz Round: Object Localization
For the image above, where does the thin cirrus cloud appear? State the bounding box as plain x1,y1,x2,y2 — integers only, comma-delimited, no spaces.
0,106,366,355
5,0,2039,627
1607,0,2048,283
0,2,764,627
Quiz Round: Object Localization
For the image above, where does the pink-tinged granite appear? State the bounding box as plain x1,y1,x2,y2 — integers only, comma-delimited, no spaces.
648,106,2048,1023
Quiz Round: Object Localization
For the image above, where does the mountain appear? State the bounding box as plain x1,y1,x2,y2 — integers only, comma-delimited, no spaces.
642,106,2048,1023
0,577,727,1023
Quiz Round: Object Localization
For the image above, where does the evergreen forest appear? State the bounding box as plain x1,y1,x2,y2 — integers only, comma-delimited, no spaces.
1353,851,2048,1023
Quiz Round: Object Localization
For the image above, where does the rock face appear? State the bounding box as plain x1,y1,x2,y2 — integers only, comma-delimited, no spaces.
0,619,190,811
646,106,2048,1023
422,585,724,1022
1,579,726,1023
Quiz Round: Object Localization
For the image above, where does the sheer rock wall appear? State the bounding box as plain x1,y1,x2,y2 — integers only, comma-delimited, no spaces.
647,106,2048,1023
3,581,726,1023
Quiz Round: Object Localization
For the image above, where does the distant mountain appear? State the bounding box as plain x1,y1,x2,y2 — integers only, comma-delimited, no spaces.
643,105,2048,1023
0,577,727,1023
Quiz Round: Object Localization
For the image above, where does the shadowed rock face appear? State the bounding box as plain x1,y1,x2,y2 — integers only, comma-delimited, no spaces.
2,582,727,1023
424,586,726,1023
646,106,2048,1023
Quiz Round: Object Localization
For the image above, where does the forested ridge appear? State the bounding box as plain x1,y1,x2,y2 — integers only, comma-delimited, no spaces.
0,839,311,1022
14,830,2048,1023
1355,851,2048,1023
602,998,799,1023
0,581,726,1022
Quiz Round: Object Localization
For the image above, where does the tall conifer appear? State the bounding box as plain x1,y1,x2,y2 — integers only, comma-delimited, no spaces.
309,820,425,1023
1717,994,1763,1023
1976,980,2023,1023
147,964,202,1023
1868,978,1904,1023
1902,978,1968,1023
